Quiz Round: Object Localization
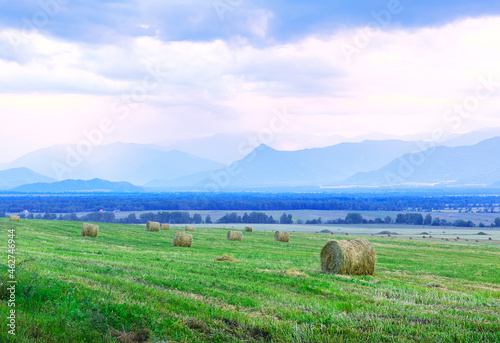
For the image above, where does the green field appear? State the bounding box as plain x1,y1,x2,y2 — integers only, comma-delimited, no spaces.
1,219,499,342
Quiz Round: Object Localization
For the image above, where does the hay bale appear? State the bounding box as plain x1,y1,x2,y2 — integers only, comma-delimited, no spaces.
9,215,20,222
274,231,290,242
489,237,493,241
146,221,160,232
245,226,253,232
161,224,170,230
320,239,376,276
227,231,243,241
185,226,195,232
172,231,193,248
345,233,350,236
81,223,99,237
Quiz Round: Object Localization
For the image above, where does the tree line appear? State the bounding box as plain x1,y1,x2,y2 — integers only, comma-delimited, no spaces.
1,193,499,213
4,210,499,228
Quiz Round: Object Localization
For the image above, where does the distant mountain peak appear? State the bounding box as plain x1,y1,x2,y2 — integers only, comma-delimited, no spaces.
2,143,224,185
256,144,275,151
0,167,55,190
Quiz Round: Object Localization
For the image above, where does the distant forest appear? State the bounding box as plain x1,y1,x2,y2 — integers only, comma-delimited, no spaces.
3,210,500,228
0,192,499,213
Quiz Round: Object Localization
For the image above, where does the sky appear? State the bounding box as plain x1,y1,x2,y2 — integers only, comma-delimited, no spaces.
1,0,500,162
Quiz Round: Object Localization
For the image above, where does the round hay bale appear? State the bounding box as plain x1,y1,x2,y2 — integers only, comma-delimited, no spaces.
185,226,195,232
345,233,350,236
423,236,427,239
274,231,290,242
456,237,460,240
429,236,433,238
81,223,99,237
465,239,469,241
245,226,253,232
445,238,450,241
172,231,193,247
489,237,493,241
409,237,413,240
320,239,376,276
9,215,20,222
146,221,161,232
475,240,479,242
161,224,170,230
227,231,243,241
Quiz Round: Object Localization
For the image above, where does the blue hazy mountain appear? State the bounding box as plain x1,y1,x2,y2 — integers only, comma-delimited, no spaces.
149,140,422,188
11,178,144,193
1,142,224,185
344,137,500,187
0,167,56,190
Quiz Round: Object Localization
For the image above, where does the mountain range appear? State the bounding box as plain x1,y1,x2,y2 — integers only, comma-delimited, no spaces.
344,137,500,187
149,140,423,189
1,132,500,191
0,167,55,190
11,178,143,193
0,143,223,185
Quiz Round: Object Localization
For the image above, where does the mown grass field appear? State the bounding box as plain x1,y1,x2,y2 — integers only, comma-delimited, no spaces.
1,219,499,342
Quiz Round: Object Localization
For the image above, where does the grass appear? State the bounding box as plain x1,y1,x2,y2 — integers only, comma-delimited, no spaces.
1,219,499,342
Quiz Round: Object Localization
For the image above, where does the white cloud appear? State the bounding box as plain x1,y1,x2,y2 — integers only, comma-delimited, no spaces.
0,16,500,161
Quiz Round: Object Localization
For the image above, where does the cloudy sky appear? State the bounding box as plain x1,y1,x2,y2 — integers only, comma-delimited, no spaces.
1,0,500,162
